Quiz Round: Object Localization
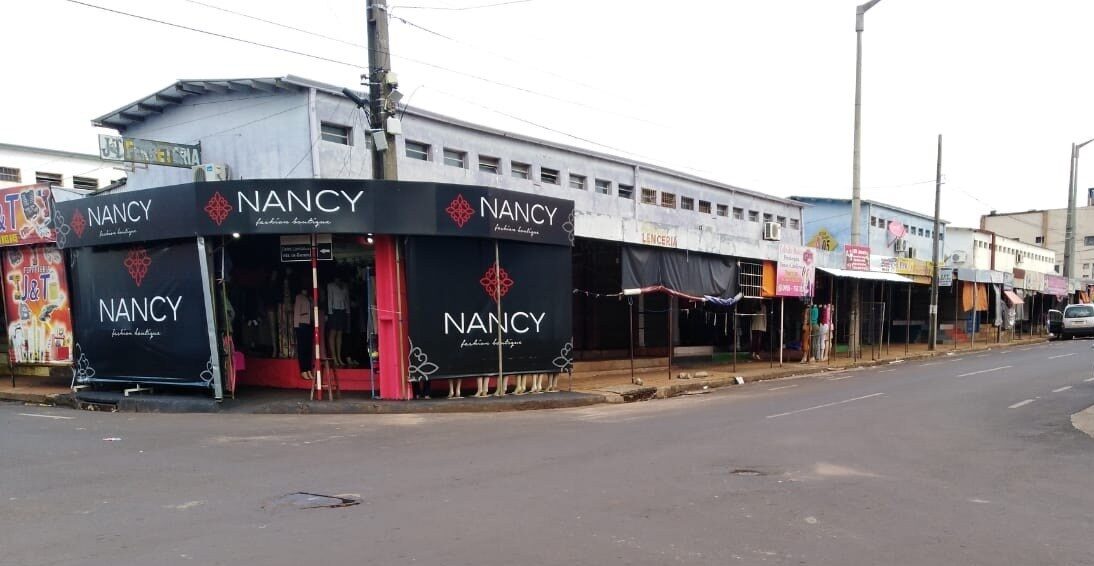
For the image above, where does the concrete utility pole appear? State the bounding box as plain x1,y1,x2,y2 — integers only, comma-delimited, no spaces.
1063,138,1094,289
928,134,942,350
849,0,883,357
367,0,399,182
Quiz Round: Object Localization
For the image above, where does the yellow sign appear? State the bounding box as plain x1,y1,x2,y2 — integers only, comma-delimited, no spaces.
807,229,838,251
894,257,934,277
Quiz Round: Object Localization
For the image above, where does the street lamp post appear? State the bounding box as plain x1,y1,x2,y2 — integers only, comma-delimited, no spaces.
1063,137,1094,294
849,0,883,358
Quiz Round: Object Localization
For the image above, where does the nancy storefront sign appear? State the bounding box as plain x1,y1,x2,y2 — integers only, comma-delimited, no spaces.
404,236,572,380
54,179,574,249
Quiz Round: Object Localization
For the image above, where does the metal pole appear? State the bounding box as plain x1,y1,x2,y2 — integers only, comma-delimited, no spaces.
494,241,504,396
972,280,978,350
779,298,784,367
629,297,636,382
1064,143,1079,285
311,233,322,399
953,278,958,351
929,134,943,349
668,296,674,380
905,282,911,355
732,305,738,373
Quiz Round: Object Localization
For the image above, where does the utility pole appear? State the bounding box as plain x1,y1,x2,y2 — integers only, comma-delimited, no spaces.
1063,139,1094,295
849,0,883,357
367,0,399,182
928,134,942,350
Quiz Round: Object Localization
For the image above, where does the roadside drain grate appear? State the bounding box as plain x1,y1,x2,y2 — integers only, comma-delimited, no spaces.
269,492,361,510
729,469,765,476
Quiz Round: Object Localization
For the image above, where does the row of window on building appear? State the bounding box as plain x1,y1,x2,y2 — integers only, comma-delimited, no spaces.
869,215,937,240
971,239,1053,264
400,138,799,230
0,167,100,190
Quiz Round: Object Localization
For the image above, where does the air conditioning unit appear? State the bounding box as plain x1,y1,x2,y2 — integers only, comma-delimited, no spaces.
906,247,918,259
762,221,782,241
893,239,908,254
193,163,230,182
951,250,968,264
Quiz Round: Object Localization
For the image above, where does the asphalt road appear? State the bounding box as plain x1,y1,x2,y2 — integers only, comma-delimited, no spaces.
3,339,1094,566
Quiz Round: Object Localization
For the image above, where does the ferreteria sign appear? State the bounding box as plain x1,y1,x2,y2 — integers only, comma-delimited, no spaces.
404,236,573,380
54,179,574,248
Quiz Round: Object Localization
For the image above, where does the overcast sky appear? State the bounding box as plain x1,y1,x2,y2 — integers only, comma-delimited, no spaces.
4,0,1094,227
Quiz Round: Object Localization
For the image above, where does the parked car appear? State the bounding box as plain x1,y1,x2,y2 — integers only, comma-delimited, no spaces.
1060,304,1094,339
1048,309,1063,338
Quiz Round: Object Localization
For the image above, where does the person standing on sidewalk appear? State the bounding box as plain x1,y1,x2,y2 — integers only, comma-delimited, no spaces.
751,302,768,360
293,287,314,381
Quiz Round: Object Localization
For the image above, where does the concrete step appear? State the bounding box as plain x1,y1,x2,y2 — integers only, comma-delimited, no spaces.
572,357,669,374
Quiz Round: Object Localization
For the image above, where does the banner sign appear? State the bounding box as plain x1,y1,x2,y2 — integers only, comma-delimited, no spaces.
844,244,870,271
69,240,215,387
3,245,73,364
0,184,55,246
1045,274,1068,297
776,244,816,298
54,179,574,249
404,236,572,380
98,134,202,168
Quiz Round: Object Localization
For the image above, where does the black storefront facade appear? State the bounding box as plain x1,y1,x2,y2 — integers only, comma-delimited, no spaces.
55,179,574,400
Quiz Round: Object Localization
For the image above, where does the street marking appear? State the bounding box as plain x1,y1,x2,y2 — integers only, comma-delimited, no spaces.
921,362,943,367
827,375,853,381
1084,377,1094,383
1052,386,1073,393
766,393,885,419
17,413,74,420
879,369,897,373
1009,399,1035,409
1048,353,1076,360
974,354,989,358
949,358,965,362
957,366,1012,377
768,384,799,391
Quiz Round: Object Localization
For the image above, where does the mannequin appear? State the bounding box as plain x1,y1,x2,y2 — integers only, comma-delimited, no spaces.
326,275,349,366
513,374,528,395
293,287,314,380
547,372,560,392
800,306,812,364
494,374,509,397
530,373,545,394
475,375,490,397
447,378,462,399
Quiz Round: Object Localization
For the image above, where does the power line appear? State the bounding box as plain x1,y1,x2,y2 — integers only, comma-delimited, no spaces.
182,0,366,50
390,0,534,11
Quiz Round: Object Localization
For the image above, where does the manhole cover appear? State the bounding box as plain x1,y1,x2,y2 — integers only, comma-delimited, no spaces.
730,469,765,476
269,492,361,510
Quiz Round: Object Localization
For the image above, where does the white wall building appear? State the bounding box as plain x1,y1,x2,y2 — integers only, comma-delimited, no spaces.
0,143,123,193
980,191,1094,277
91,75,803,262
943,227,1055,275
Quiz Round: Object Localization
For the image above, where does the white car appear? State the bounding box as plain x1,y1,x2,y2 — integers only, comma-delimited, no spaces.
1060,304,1094,339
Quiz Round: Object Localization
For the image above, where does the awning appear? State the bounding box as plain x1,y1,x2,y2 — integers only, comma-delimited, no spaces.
1002,290,1024,306
818,267,914,283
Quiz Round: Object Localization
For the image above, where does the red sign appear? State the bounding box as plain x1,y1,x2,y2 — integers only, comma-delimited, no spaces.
3,245,73,364
844,244,871,271
0,184,54,247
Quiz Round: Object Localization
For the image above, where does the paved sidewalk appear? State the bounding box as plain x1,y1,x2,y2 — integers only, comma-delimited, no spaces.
572,336,1051,401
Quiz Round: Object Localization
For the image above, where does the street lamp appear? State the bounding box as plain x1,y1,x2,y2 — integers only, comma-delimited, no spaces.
849,0,884,358
1063,137,1094,288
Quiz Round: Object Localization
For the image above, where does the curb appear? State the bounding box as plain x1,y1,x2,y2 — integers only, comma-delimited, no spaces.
0,391,76,408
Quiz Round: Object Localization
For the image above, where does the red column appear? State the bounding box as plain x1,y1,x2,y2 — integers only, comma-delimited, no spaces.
374,235,409,400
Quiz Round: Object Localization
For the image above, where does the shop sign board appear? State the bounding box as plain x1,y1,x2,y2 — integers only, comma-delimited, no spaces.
938,270,954,287
844,244,870,271
639,223,678,248
279,234,333,263
98,134,202,168
0,184,55,246
69,240,216,388
404,237,572,380
55,179,574,249
776,244,816,298
2,245,73,364
1045,274,1068,297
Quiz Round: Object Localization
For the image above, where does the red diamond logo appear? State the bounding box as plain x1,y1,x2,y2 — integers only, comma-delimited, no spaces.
445,194,475,228
479,262,514,303
70,209,87,238
124,247,152,287
204,191,233,226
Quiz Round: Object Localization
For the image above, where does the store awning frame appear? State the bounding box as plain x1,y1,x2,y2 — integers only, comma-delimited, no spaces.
818,267,915,284
1002,290,1025,306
